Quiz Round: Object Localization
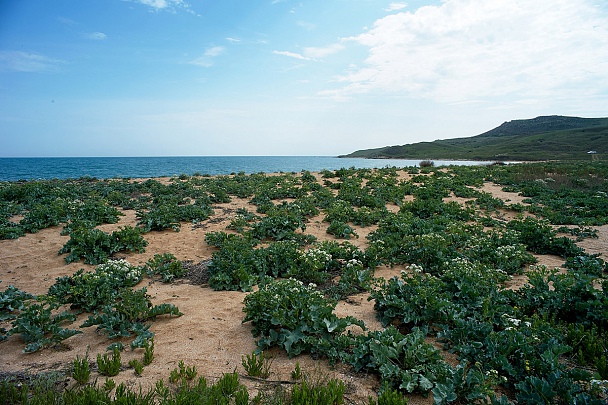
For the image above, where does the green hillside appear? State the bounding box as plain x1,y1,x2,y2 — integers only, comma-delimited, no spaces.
340,116,608,161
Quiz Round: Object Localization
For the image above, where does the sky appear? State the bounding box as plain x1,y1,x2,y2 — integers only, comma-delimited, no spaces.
1,0,607,157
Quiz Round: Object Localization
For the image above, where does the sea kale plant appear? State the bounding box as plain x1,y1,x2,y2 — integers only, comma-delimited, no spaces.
49,259,144,312
242,277,364,357
59,225,147,264
8,295,82,353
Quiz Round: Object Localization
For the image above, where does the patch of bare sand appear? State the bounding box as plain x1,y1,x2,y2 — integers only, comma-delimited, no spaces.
479,182,530,206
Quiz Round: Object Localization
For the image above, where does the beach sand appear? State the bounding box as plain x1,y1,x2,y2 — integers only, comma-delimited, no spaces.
0,173,605,404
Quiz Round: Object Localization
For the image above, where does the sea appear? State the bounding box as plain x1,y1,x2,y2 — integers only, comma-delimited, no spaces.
0,156,494,182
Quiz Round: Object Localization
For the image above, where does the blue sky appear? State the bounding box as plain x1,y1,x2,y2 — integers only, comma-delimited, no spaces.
1,0,607,157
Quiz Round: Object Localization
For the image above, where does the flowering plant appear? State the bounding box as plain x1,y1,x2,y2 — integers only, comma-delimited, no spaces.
49,259,143,312
242,278,364,357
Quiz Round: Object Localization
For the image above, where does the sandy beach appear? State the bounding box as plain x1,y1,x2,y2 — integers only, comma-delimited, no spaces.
1,171,606,404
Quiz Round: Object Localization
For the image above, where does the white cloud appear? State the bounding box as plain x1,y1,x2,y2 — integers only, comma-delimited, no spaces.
273,44,344,62
273,50,313,61
190,46,225,67
303,44,344,59
0,51,68,73
127,0,192,13
84,32,107,40
226,37,242,44
57,16,77,26
384,3,407,12
297,21,316,31
331,0,608,104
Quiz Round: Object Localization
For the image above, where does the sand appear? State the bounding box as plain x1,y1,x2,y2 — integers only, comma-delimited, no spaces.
0,175,605,404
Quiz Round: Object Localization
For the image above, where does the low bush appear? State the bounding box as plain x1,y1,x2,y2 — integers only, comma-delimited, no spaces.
8,296,81,353
59,226,147,264
242,278,364,357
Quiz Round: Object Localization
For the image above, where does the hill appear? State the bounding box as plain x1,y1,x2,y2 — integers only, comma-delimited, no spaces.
340,115,608,161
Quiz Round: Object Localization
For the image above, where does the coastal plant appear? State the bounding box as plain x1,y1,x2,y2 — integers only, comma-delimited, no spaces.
257,240,301,278
565,254,606,277
291,362,303,381
326,220,358,239
206,233,263,291
516,266,608,328
0,284,33,321
440,258,510,320
169,360,198,384
242,277,364,357
563,324,608,379
8,295,81,353
49,259,143,312
19,196,70,233
142,338,154,366
370,271,453,331
286,246,333,285
290,375,346,405
103,378,116,392
346,327,452,395
97,347,122,377
59,225,147,264
81,287,182,348
0,218,25,239
72,354,91,385
324,199,357,224
246,209,307,241
142,253,185,283
324,259,374,301
242,351,272,379
136,200,213,232
370,389,411,405
129,359,144,376
506,217,583,257
227,208,258,233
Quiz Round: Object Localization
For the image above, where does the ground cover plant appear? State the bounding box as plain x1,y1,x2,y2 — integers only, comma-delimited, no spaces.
1,161,608,403
3,259,183,353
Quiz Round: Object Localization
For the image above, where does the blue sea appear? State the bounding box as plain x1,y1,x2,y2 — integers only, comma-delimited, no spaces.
0,156,493,182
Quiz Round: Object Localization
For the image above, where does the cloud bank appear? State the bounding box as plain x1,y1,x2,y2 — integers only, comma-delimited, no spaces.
331,0,608,104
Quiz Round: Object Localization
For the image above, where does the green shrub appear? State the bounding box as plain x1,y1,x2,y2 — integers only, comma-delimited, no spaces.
136,200,213,232
59,226,147,264
97,347,121,377
81,287,182,348
507,217,583,257
370,271,452,330
346,327,451,395
142,338,154,366
71,355,91,385
242,351,272,379
129,359,144,376
326,220,358,239
49,259,143,312
8,296,81,353
242,278,364,357
291,376,345,405
206,234,263,291
143,253,185,283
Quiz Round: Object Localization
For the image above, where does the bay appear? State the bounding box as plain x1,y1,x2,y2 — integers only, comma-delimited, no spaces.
0,156,493,182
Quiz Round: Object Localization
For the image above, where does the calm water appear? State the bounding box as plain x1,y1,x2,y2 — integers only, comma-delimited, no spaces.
0,156,492,181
